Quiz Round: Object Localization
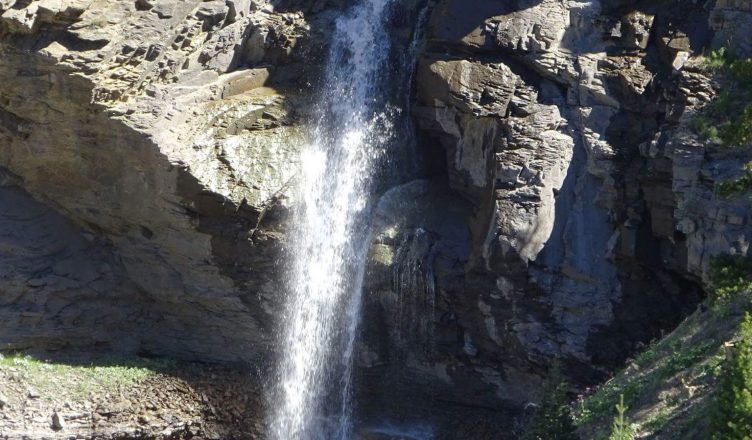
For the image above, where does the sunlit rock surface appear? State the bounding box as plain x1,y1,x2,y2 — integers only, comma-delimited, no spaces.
0,0,328,362
0,0,751,438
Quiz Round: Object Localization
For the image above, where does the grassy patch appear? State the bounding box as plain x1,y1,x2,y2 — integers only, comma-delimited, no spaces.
0,354,175,401
575,293,748,440
701,48,731,70
643,405,671,434
576,315,710,427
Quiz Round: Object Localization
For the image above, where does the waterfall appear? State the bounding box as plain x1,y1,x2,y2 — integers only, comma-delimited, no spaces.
270,0,400,438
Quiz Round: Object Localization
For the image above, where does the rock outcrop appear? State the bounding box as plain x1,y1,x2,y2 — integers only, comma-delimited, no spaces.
355,0,752,435
1,0,751,438
0,0,335,363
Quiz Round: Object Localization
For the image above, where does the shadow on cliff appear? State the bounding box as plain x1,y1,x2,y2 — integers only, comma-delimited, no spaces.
599,0,714,53
0,0,443,374
577,0,714,373
522,0,713,379
0,42,280,366
405,0,716,395
426,0,544,50
528,116,703,382
0,0,354,368
556,0,714,57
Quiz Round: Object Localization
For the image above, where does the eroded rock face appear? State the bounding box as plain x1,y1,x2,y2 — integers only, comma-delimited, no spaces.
1,0,752,438
355,0,752,433
0,0,339,363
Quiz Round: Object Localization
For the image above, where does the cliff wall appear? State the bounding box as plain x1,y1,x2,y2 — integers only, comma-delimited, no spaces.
0,0,751,437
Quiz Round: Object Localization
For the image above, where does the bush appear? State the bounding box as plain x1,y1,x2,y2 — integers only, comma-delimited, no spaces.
730,57,752,89
694,49,752,148
709,254,752,302
720,107,752,147
692,115,720,142
702,48,730,71
523,362,579,440
710,313,752,439
717,162,752,197
608,394,636,440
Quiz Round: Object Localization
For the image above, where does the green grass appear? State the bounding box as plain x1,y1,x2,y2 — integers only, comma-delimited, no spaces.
659,342,714,379
575,292,747,440
700,48,731,71
643,405,671,434
0,354,176,401
576,315,712,427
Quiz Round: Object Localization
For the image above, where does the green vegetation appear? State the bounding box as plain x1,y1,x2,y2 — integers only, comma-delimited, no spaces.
642,405,671,433
576,324,714,428
574,299,739,439
0,354,174,401
709,254,752,303
710,313,752,439
702,48,733,70
576,252,752,439
692,116,721,142
523,362,579,440
608,395,635,440
694,48,752,147
716,162,752,198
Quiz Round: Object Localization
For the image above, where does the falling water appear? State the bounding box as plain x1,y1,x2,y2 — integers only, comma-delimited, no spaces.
270,0,400,439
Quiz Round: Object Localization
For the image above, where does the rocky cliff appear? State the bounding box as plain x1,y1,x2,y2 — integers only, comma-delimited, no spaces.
0,0,751,438
0,0,331,363
360,0,752,434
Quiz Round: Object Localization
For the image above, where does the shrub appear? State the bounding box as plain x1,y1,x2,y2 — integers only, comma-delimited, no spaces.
710,313,752,439
692,115,720,142
523,362,579,440
709,254,752,302
702,48,730,71
717,162,752,197
694,49,752,148
730,57,752,89
720,108,752,147
608,394,636,440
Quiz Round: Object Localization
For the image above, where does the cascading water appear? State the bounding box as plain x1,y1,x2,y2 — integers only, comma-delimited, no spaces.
269,0,401,438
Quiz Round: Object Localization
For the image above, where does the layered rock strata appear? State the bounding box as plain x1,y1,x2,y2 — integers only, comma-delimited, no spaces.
0,0,330,362
356,1,752,435
0,0,751,438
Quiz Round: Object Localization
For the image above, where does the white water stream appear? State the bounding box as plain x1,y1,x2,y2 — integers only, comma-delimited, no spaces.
270,0,398,438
